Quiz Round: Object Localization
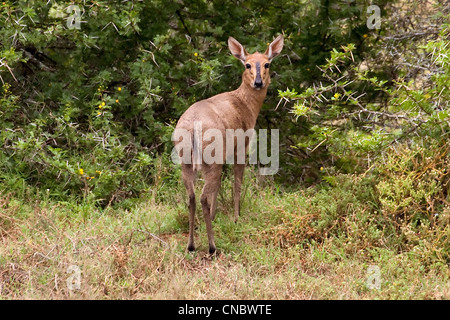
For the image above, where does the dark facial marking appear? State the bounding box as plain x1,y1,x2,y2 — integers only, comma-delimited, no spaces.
254,61,262,87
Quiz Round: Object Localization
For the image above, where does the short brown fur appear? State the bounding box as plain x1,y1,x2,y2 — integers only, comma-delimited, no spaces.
174,35,284,254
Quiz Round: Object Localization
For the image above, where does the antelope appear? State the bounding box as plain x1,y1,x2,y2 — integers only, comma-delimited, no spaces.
173,34,284,254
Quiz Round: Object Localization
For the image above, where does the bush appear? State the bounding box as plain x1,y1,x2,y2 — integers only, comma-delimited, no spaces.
265,151,449,266
0,0,395,204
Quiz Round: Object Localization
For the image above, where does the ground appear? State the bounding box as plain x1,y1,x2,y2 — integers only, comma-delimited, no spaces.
0,172,449,299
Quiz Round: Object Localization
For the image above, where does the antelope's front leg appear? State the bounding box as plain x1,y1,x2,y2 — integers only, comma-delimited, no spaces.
233,163,245,223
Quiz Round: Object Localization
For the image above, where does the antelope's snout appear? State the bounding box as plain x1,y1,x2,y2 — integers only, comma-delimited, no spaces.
252,61,264,89
254,79,263,88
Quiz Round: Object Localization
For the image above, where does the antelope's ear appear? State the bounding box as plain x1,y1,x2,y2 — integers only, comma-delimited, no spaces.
228,36,248,64
264,34,284,62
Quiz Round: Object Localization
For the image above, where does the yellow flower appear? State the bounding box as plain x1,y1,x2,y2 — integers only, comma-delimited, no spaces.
115,99,119,103
90,176,95,180
194,52,198,57
98,105,103,109
96,170,102,175
118,87,122,91
320,167,324,171
363,34,368,38
97,111,101,115
79,168,84,175
102,102,106,106
334,93,341,99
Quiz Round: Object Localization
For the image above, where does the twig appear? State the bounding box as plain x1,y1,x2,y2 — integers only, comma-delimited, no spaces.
134,228,169,248
175,9,196,48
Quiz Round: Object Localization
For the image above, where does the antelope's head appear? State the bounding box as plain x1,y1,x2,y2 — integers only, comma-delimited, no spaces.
228,35,284,90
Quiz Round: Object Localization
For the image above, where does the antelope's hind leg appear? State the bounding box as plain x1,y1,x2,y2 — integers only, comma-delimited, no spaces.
209,187,220,221
182,163,196,252
200,164,223,254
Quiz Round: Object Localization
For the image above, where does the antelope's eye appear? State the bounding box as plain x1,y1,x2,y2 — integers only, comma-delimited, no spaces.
264,63,270,68
245,63,251,69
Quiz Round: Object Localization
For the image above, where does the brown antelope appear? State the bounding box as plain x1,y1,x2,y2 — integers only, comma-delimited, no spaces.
173,34,284,254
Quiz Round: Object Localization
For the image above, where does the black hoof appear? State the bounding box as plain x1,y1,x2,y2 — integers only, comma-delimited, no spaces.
187,244,195,252
209,246,216,255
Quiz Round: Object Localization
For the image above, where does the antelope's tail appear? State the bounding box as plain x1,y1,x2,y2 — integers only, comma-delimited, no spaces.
192,131,201,172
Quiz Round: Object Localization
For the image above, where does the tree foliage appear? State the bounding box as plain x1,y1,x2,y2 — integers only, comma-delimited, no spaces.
0,0,449,207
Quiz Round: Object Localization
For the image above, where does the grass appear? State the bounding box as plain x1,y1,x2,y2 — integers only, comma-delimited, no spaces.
0,163,449,300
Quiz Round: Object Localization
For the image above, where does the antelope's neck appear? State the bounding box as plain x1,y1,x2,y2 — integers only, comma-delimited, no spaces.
233,82,268,126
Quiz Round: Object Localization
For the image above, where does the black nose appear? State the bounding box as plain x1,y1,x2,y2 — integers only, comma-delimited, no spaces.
254,80,263,87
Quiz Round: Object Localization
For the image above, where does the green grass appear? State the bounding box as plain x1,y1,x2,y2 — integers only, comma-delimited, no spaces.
0,167,448,299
